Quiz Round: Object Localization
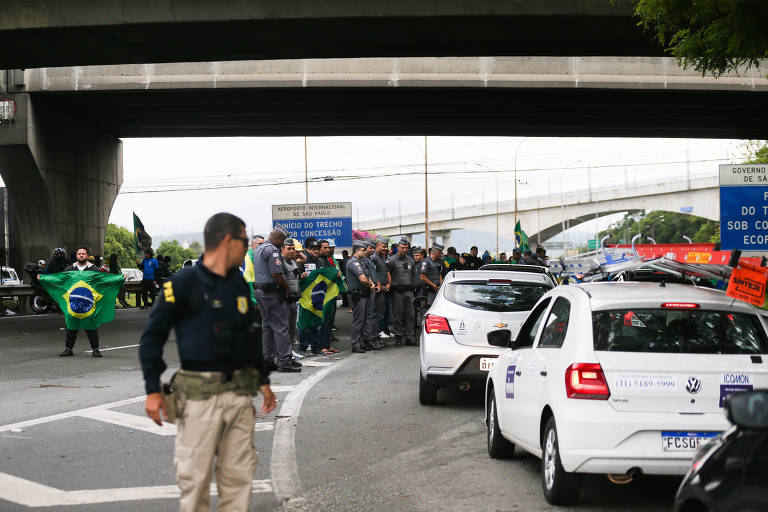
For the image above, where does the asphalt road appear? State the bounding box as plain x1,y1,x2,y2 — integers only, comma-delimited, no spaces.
0,306,681,511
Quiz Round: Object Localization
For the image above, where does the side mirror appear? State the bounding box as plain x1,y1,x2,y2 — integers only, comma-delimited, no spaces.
487,329,511,347
726,390,768,430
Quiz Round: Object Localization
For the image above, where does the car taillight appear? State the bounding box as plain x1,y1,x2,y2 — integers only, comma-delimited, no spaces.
661,302,700,309
425,314,452,335
565,363,610,400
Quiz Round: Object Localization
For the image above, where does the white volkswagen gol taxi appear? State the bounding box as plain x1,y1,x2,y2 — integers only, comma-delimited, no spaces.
419,269,553,404
484,282,768,505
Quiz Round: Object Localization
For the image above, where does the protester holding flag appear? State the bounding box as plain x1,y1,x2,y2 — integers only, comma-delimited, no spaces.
40,246,125,357
138,249,160,309
297,258,346,355
514,220,530,253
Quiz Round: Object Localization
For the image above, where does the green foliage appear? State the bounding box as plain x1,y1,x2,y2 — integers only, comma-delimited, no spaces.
633,0,768,76
103,224,136,268
599,210,719,244
156,240,199,272
742,140,768,164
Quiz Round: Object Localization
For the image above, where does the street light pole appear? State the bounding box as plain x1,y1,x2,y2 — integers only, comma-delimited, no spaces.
304,136,309,203
424,135,429,248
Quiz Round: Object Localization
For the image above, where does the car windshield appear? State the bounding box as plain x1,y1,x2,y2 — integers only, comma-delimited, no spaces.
1,270,14,280
444,281,549,312
593,309,768,354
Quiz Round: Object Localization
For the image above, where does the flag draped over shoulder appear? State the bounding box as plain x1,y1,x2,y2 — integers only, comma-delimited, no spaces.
514,220,530,253
39,272,125,330
133,212,152,255
297,267,344,330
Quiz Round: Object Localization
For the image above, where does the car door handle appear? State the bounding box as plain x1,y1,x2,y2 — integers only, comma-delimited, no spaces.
540,371,548,377
515,370,522,376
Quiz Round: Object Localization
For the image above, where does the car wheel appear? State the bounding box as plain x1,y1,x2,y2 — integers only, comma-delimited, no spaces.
541,416,581,505
418,370,438,405
487,392,515,459
30,293,51,314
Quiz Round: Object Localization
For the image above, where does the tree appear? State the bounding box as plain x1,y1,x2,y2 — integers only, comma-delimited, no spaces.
632,0,768,76
103,224,137,268
599,210,719,244
156,240,199,272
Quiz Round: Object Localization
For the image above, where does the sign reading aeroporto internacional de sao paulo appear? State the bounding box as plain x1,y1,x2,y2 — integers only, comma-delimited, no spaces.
719,164,768,251
272,202,353,247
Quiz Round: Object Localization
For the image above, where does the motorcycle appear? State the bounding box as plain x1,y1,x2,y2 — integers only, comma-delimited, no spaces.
24,262,60,314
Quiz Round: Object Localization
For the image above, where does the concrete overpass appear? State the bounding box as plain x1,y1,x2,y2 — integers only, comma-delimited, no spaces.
0,0,661,68
2,55,766,267
357,174,719,247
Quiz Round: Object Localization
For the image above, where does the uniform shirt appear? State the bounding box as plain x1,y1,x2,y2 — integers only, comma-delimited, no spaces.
361,255,376,282
282,258,300,295
386,254,414,287
412,259,424,288
466,255,483,270
140,257,159,280
252,241,283,284
420,257,441,288
138,260,270,395
371,252,389,284
345,257,366,291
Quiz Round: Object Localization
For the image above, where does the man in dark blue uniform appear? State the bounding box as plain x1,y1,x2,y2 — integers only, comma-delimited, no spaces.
139,212,276,512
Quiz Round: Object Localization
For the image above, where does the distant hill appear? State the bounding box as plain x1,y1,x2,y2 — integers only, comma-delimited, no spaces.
153,232,203,246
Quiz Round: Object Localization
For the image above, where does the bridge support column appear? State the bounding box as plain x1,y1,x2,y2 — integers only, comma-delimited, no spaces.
431,230,452,248
0,93,122,270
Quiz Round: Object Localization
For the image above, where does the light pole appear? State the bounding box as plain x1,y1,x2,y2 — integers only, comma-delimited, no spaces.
304,136,309,203
513,137,529,240
396,136,430,247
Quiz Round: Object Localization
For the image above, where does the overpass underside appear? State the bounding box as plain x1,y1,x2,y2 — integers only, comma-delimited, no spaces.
22,86,768,139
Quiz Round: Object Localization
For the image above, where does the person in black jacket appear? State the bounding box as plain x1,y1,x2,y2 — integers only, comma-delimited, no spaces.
59,247,102,357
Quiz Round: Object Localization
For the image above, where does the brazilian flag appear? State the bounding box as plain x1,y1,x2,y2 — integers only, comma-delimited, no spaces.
515,220,530,253
297,267,344,330
39,272,125,330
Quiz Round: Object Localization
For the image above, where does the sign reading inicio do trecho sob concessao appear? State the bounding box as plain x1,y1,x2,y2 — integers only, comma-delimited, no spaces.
719,164,768,251
272,202,353,247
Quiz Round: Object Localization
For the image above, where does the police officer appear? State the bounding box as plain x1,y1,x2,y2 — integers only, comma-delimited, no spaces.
420,243,444,308
346,241,374,353
253,226,301,373
412,246,427,325
387,237,415,346
361,240,382,350
369,239,390,346
282,239,302,350
139,212,277,512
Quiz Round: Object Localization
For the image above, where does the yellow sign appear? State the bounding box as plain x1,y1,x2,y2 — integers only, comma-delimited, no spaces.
685,252,711,264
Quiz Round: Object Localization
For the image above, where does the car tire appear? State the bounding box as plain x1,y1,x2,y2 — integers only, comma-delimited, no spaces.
419,371,438,405
29,293,51,314
541,416,581,505
487,392,515,459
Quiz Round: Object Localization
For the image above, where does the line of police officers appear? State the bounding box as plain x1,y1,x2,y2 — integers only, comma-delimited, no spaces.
345,237,445,353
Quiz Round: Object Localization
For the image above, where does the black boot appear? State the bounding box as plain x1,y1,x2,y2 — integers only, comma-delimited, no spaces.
91,348,102,357
351,343,366,353
405,337,414,346
59,348,73,357
395,336,403,347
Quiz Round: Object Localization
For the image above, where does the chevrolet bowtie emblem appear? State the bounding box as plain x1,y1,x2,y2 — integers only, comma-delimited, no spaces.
493,323,508,328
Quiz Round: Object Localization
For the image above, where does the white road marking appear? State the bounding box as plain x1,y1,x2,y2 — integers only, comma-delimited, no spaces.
271,385,296,393
0,396,146,433
78,409,177,436
0,472,272,507
300,360,334,367
254,421,274,432
271,356,356,501
85,344,139,353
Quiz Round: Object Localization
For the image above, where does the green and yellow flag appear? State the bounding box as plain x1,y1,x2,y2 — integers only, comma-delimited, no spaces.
39,272,125,330
133,212,152,255
515,220,530,253
297,267,344,330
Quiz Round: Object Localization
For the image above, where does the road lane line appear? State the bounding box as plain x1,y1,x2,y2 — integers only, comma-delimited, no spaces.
300,360,334,367
255,421,274,432
78,409,178,435
0,472,272,507
0,396,146,433
84,344,139,353
270,356,357,503
271,385,296,393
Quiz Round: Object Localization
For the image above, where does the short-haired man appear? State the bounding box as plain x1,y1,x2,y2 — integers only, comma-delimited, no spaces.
138,249,159,309
139,212,276,512
346,242,375,353
282,239,302,352
59,246,102,357
420,243,444,310
387,237,415,346
467,246,482,269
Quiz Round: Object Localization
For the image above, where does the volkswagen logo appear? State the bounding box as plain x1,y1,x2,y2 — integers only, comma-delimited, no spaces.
685,377,702,394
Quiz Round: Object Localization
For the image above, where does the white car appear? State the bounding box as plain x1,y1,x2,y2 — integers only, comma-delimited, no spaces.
0,266,21,286
121,268,143,282
485,282,768,505
419,269,554,405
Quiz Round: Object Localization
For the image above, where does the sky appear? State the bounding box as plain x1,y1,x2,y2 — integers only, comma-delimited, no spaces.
0,136,745,245
103,136,746,244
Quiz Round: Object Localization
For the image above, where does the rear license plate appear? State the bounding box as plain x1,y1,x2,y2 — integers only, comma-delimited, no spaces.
661,431,719,452
480,357,497,372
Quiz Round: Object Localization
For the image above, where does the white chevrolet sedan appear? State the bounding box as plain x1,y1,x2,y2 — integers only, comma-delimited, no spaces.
485,282,768,505
419,269,553,405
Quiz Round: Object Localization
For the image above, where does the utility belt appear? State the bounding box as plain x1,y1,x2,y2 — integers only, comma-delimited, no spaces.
392,285,413,293
349,287,371,298
161,367,262,423
253,282,278,292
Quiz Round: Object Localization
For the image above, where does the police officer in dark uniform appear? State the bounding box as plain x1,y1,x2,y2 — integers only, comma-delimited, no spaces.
411,246,427,325
253,226,301,372
361,240,382,350
387,237,415,346
369,239,390,347
139,212,276,512
346,241,374,353
420,243,444,308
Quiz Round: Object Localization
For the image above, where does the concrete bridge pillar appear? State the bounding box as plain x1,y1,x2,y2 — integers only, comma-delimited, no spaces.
0,93,122,271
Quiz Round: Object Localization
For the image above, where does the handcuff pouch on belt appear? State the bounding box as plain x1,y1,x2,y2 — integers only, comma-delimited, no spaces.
161,371,181,424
